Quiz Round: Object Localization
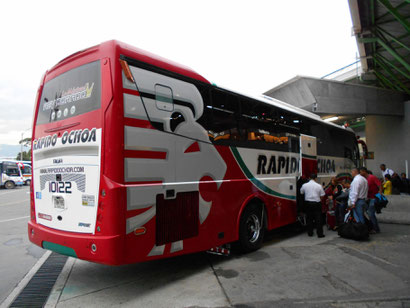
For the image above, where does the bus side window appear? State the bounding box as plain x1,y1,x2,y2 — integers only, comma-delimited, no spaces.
344,147,353,160
6,168,18,176
155,84,174,112
239,97,293,150
207,89,240,143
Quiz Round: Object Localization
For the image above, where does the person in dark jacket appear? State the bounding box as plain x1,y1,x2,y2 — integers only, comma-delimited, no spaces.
334,180,350,228
391,173,402,195
401,173,409,194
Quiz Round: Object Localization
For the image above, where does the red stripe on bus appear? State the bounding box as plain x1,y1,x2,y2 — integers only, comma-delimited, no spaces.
123,88,140,96
124,118,155,129
125,150,167,159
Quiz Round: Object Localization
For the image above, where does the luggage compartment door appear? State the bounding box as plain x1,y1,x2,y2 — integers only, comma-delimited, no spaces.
300,134,317,178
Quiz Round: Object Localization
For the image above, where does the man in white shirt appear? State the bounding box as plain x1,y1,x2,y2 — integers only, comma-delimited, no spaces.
380,164,394,179
300,173,325,238
349,168,368,224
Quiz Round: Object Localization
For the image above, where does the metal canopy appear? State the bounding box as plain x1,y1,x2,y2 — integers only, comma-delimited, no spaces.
349,0,410,94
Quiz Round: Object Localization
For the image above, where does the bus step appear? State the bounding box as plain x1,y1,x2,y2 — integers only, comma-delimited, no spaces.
207,244,230,256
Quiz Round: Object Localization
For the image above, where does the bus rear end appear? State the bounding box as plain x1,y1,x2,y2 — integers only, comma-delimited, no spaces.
28,44,123,264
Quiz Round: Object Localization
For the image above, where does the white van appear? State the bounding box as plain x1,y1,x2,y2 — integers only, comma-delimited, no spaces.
0,160,24,189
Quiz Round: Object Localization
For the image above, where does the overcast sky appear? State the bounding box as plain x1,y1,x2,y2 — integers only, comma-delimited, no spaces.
0,0,358,145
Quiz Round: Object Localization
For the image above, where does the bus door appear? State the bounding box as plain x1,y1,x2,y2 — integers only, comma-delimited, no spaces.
300,134,318,178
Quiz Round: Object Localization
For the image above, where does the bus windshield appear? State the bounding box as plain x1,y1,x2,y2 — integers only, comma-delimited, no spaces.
22,165,32,175
36,60,101,125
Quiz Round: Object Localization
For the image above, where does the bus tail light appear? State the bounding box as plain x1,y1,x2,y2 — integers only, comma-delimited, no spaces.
119,59,134,82
134,227,146,236
30,180,36,222
96,200,103,233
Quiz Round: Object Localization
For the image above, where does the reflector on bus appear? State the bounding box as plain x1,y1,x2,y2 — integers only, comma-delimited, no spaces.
120,59,134,82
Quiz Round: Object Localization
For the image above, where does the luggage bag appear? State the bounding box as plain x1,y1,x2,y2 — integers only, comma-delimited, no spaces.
326,210,336,230
338,210,369,241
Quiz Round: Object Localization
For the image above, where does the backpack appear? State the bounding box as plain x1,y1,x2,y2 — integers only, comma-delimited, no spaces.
374,193,388,214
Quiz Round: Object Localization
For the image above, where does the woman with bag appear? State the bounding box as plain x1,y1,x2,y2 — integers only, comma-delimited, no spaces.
334,180,350,229
325,178,343,230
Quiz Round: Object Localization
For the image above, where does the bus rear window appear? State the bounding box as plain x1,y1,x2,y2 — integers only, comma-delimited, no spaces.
37,61,101,124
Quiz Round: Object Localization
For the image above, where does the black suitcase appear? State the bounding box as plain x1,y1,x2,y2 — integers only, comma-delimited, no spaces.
338,221,369,241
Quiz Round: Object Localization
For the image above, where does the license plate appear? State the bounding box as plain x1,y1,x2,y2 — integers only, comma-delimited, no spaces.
53,196,65,209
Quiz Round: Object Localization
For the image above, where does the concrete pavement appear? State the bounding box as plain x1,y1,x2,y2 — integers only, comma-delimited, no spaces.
2,188,409,307
377,194,410,225
45,223,410,308
0,186,45,305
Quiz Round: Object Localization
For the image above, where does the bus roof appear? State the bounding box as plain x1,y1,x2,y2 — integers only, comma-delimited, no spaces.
216,85,351,132
51,40,210,85
0,160,19,164
48,40,352,134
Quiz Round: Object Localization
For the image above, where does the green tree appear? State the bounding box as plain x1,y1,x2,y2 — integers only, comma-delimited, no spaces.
17,137,32,161
16,149,31,161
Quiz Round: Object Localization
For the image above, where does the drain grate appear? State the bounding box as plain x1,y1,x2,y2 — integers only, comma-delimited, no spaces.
10,252,68,308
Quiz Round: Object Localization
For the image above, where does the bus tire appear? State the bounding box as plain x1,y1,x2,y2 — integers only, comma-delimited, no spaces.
238,203,265,253
5,181,15,189
25,179,31,186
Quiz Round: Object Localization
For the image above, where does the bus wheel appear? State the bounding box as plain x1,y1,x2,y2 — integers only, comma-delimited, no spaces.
5,181,15,189
238,203,265,252
25,179,31,186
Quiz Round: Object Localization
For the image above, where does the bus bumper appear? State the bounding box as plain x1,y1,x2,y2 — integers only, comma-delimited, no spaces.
28,221,123,265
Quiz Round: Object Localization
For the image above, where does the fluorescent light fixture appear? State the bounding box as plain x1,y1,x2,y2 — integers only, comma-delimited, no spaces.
324,116,339,122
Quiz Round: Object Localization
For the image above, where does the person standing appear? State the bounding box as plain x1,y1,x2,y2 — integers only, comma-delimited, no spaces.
380,164,394,179
401,173,410,194
349,168,368,224
383,174,393,195
391,173,402,195
325,177,343,230
300,173,325,238
334,180,350,228
360,167,381,233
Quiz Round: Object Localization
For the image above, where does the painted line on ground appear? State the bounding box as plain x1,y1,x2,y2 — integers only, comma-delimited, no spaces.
0,250,51,308
0,199,29,207
0,216,30,223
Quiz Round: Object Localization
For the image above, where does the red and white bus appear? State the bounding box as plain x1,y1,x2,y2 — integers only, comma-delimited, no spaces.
28,40,359,265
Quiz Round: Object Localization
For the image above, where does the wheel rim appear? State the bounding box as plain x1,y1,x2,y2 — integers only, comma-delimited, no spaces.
246,214,261,243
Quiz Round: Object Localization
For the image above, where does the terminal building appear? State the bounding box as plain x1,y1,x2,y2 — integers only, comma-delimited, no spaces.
264,0,410,177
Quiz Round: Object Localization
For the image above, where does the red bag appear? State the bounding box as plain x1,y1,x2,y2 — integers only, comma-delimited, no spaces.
326,210,336,230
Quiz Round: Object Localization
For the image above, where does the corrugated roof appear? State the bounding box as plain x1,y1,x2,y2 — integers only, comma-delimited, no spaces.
349,0,410,94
